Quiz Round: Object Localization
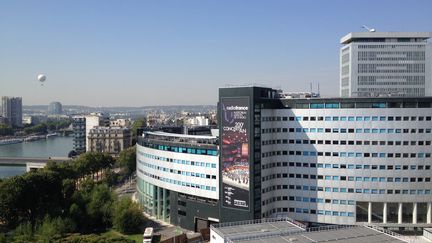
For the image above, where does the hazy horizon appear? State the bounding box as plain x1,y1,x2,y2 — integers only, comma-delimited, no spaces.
1,0,432,106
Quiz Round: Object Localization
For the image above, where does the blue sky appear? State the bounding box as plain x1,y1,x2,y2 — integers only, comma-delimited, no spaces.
1,0,431,106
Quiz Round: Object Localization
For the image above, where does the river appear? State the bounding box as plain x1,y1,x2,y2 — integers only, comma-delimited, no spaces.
0,136,73,178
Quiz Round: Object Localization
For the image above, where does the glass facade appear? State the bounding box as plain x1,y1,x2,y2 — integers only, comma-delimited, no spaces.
136,177,170,222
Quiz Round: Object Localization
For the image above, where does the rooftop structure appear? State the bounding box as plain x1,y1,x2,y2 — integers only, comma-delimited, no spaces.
340,32,432,44
210,218,409,243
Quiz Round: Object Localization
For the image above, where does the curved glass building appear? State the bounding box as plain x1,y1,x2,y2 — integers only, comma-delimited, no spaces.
136,131,220,231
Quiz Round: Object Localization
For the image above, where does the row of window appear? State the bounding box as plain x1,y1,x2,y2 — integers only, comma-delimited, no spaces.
262,139,432,146
262,127,431,134
140,142,218,156
137,169,217,192
261,183,432,195
139,151,217,168
262,208,354,218
138,160,217,180
357,45,425,49
358,64,425,74
262,173,431,183
262,150,431,158
262,116,432,122
262,162,431,171
357,51,425,61
262,195,354,206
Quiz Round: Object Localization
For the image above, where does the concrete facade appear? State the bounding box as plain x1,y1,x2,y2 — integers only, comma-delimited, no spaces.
87,126,131,156
340,32,432,97
1,96,22,127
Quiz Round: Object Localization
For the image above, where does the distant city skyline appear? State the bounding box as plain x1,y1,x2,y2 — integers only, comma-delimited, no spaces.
1,0,432,106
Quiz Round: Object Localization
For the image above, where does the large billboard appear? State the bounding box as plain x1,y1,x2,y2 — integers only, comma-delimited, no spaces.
221,97,250,210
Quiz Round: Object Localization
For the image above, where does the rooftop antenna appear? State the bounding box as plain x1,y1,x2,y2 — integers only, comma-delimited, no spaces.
317,83,320,96
362,25,376,32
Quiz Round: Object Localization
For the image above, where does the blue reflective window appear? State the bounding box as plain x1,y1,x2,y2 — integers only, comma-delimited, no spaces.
325,103,340,108
311,103,324,109
372,103,386,108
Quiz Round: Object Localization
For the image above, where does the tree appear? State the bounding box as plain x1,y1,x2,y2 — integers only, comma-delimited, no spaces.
0,176,26,228
112,197,145,234
131,118,146,137
23,123,48,135
74,152,115,180
116,146,136,176
0,124,13,136
86,184,115,231
69,181,115,233
35,216,76,242
11,222,33,242
0,170,64,228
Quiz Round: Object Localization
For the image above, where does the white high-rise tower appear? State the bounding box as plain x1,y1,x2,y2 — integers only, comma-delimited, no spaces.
340,32,432,97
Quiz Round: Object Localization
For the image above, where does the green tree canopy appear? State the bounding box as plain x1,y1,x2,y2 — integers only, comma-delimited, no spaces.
0,124,13,136
116,146,136,176
112,197,145,234
130,118,146,137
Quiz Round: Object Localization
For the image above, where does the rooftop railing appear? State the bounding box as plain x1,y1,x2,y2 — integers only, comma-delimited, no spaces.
364,224,413,243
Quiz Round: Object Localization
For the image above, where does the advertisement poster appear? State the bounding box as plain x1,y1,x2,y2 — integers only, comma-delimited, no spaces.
221,97,250,210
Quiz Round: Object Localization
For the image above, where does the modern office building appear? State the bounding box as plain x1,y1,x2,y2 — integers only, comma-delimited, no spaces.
1,96,22,127
340,32,432,97
48,101,63,115
87,126,132,156
72,116,86,154
137,85,432,231
221,86,432,228
136,131,220,231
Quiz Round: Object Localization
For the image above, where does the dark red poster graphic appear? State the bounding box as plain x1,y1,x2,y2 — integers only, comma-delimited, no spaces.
221,97,250,210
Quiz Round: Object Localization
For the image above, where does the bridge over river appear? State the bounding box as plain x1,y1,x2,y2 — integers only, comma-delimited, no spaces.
0,157,71,172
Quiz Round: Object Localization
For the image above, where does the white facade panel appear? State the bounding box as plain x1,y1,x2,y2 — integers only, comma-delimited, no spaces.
260,107,432,225
137,144,219,200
